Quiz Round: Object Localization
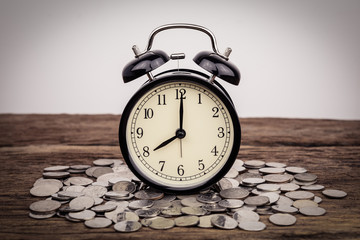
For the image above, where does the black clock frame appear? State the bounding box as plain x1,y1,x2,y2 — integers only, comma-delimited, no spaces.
119,69,241,194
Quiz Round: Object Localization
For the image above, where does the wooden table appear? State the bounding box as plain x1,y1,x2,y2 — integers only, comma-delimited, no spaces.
0,114,359,240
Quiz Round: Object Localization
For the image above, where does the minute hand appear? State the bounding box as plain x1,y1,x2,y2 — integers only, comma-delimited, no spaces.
153,135,177,151
179,95,184,130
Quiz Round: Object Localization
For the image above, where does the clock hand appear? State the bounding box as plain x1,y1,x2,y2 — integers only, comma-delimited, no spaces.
153,135,177,151
179,95,184,130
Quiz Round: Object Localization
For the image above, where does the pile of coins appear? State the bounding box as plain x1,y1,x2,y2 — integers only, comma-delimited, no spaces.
29,159,347,232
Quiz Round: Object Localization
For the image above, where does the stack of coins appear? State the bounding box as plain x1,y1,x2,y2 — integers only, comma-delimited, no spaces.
29,159,347,232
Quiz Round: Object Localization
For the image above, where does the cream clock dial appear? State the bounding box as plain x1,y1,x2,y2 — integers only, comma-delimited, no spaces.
120,74,241,192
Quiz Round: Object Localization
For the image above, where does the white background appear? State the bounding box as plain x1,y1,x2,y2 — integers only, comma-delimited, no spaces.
0,0,359,119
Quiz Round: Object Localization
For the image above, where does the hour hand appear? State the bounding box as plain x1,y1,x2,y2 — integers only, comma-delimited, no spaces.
153,135,177,151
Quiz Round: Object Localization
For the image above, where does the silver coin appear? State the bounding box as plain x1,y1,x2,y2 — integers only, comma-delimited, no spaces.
33,178,63,188
259,192,280,204
68,177,93,186
128,199,154,209
236,172,262,183
238,221,266,231
91,203,117,213
181,197,204,207
232,159,245,172
70,164,91,170
280,183,300,192
218,199,244,209
105,191,129,198
299,206,326,216
259,167,285,174
244,196,269,206
148,217,175,230
82,185,108,198
68,209,96,221
43,165,70,172
29,211,56,219
226,178,240,188
161,206,183,216
66,185,85,193
152,200,172,209
269,213,297,226
105,207,126,223
256,183,280,192
105,200,129,209
181,206,208,216
202,203,226,213
313,196,323,204
134,189,164,200
233,209,260,223
301,184,325,191
211,215,238,229
322,189,347,198
218,178,234,190
112,181,136,193
285,166,307,174
251,189,281,196
30,184,60,197
69,196,95,209
114,220,142,232
220,188,249,199
266,162,286,168
174,215,199,227
116,211,139,222
141,217,162,227
84,217,112,228
263,174,292,183
294,173,318,182
135,208,160,218
244,160,266,169
43,171,70,179
161,194,176,202
58,191,84,198
242,177,265,186
93,167,114,178
272,205,298,214
285,191,315,200
85,166,101,177
96,173,126,184
196,192,221,204
293,199,318,208
292,179,317,186
108,176,132,185
93,159,114,166
59,205,85,213
198,214,219,228
29,200,61,213
276,196,294,206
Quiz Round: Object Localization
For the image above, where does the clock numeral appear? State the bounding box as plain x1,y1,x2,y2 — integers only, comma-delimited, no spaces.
175,88,186,100
217,127,225,138
198,93,202,104
142,146,150,157
177,164,184,176
198,159,205,170
211,146,219,156
144,108,154,119
157,94,166,105
212,107,219,118
136,127,143,138
159,161,165,171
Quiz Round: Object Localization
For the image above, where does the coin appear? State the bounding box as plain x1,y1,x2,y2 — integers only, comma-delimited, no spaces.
211,215,238,229
301,184,325,191
44,165,70,172
202,203,226,213
259,167,285,174
263,174,292,183
233,209,260,223
33,178,63,188
313,196,322,203
66,185,85,193
58,191,84,198
68,210,96,221
113,181,136,193
218,199,244,209
70,164,91,170
285,166,307,174
244,160,266,169
293,199,318,208
82,185,108,198
148,217,175,230
105,207,126,223
244,196,269,206
269,213,297,226
266,162,286,168
242,178,265,186
114,220,142,232
279,183,300,192
29,200,61,213
272,205,298,214
238,221,266,231
134,189,164,200
175,216,199,227
294,173,318,182
259,192,280,204
181,206,208,216
276,196,294,206
69,196,95,209
91,203,117,213
128,199,154,209
93,167,114,178
299,206,326,216
93,159,114,166
256,184,280,192
43,171,70,179
29,211,56,219
30,184,60,197
135,208,160,218
224,168,239,178
116,211,140,222
84,217,112,228
220,188,249,199
322,189,347,199
285,191,315,200
68,177,93,186
218,178,234,190
198,215,218,228
196,192,221,204
85,166,101,177
161,206,183,216
181,197,204,207
152,199,172,209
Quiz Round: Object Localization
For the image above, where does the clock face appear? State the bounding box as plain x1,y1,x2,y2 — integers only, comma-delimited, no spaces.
120,75,240,192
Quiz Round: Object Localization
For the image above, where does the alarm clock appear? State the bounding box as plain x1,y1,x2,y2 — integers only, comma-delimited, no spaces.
119,23,241,193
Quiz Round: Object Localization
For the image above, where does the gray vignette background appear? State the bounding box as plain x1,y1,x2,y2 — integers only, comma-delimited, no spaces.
0,0,359,119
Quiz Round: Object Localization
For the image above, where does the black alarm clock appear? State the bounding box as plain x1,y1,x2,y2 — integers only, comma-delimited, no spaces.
119,23,241,193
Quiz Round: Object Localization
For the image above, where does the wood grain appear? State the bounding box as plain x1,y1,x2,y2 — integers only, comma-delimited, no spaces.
0,114,359,240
